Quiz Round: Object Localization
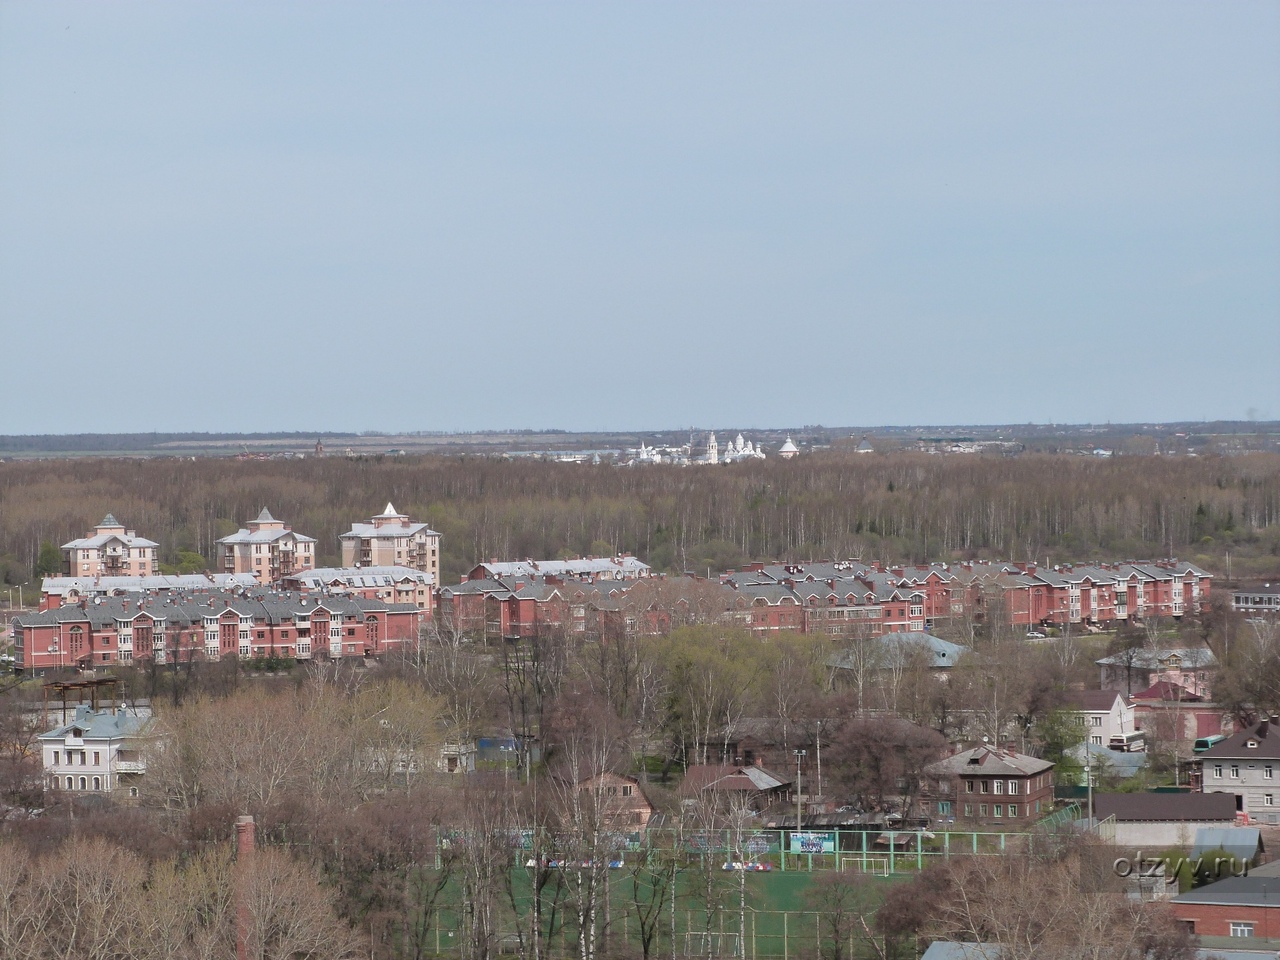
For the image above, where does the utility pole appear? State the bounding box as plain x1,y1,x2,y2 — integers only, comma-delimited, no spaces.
1086,741,1093,826
793,749,807,836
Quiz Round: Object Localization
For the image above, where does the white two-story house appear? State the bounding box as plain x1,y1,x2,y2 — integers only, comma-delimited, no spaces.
1064,689,1137,748
40,705,151,799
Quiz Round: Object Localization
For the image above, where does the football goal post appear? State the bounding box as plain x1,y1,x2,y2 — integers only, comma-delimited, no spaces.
840,856,890,876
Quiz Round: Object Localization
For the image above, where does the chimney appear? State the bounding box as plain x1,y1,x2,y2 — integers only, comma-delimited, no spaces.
235,815,255,960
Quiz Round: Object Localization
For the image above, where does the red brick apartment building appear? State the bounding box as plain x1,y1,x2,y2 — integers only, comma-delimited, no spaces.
10,590,422,672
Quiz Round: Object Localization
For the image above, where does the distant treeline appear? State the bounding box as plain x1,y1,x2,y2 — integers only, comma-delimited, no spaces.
0,432,358,453
1,451,1278,586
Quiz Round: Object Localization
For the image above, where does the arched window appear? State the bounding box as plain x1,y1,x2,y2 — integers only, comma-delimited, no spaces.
51,776,59,790
78,777,87,790
92,776,101,791
365,616,379,649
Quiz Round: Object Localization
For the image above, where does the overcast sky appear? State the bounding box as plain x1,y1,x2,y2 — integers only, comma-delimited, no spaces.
1,2,1277,435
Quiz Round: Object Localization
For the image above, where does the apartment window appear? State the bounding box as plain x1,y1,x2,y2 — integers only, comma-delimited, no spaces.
1232,765,1241,779
979,804,988,817
78,777,87,790
1008,804,1018,817
52,751,59,766
963,804,973,817
980,781,989,794
92,776,101,791
938,801,952,817
994,781,1004,795
1267,795,1275,807
1215,765,1224,779
1230,921,1254,937
965,781,974,794
1267,766,1274,780
93,752,100,765
1091,716,1102,726
993,805,1003,818
1007,781,1019,795
51,776,59,790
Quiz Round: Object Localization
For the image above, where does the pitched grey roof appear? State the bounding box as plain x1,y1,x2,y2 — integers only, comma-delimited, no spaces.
1069,742,1147,779
255,507,276,523
472,557,650,579
285,566,432,588
1190,827,1262,862
62,531,160,550
40,705,149,742
925,746,1053,779
920,946,1002,960
1198,718,1280,761
341,520,438,539
1171,874,1280,907
828,633,969,672
1095,646,1217,669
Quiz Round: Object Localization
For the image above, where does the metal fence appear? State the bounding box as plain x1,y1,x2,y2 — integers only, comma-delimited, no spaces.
424,903,917,959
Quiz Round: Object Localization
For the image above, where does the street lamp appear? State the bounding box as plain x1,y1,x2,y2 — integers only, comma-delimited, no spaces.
793,749,807,836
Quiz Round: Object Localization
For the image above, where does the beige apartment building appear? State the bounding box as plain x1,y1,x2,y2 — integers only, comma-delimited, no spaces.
340,503,440,586
216,508,316,583
62,514,159,578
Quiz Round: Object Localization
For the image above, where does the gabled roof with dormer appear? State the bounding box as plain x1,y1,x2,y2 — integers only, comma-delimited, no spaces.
925,745,1053,779
39,705,150,743
1198,718,1280,760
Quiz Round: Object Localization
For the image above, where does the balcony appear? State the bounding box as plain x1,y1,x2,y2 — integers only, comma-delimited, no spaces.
114,759,146,774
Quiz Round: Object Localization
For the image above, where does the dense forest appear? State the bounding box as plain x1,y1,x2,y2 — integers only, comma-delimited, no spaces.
2,451,1278,587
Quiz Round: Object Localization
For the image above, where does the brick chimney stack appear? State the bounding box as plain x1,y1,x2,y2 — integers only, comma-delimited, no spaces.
235,815,255,960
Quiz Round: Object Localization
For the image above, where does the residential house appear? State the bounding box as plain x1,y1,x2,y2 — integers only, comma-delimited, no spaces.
1170,875,1280,940
1131,681,1232,755
467,556,651,583
827,632,969,681
680,763,793,811
1063,689,1136,748
281,566,434,612
574,772,656,829
713,718,818,783
1233,584,1280,616
922,745,1055,826
437,739,478,775
39,573,258,611
216,508,316,583
61,515,159,579
341,504,441,585
10,589,423,672
1092,792,1238,847
40,704,150,798
1194,718,1280,823
1097,647,1217,698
